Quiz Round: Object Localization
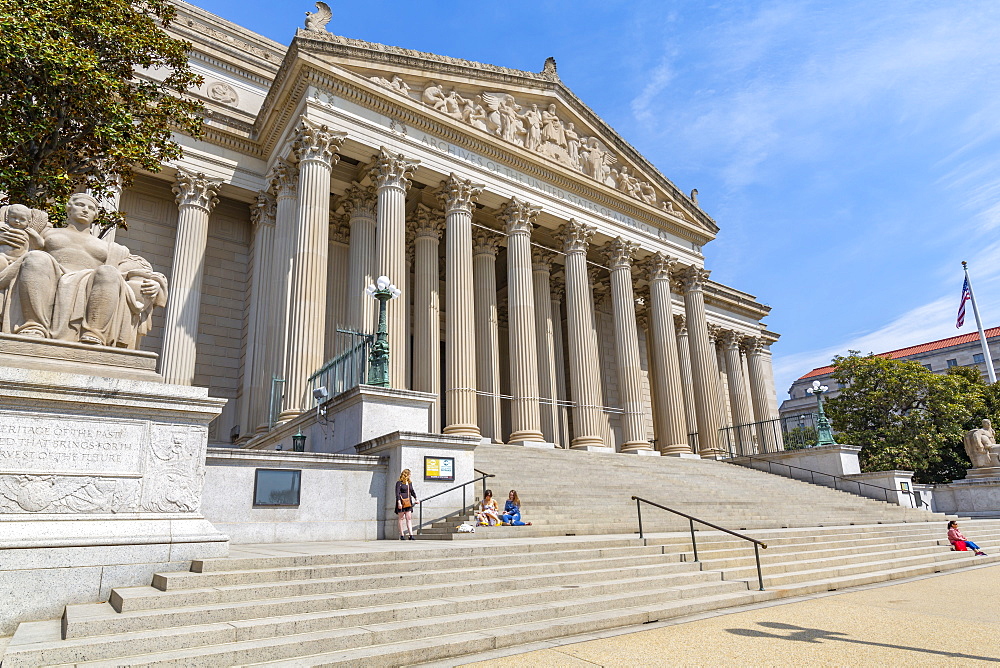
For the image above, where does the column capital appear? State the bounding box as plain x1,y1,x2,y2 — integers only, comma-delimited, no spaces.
602,236,639,271
438,173,484,213
531,247,556,272
550,272,565,301
411,203,446,241
250,191,276,227
673,313,687,336
472,229,501,257
557,218,596,254
267,160,298,199
291,117,346,166
329,211,350,244
721,329,742,351
707,323,723,346
640,251,678,282
500,197,541,236
172,168,222,213
372,147,420,191
343,182,377,220
679,265,711,293
742,335,765,356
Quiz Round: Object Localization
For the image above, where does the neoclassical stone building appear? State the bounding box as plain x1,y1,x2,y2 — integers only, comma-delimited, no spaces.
118,1,780,457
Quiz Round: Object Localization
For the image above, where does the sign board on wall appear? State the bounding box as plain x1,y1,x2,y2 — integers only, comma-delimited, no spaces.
424,456,455,482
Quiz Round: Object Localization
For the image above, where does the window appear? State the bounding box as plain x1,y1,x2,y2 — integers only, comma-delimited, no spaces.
974,353,985,364
923,364,933,371
947,359,958,368
253,469,301,506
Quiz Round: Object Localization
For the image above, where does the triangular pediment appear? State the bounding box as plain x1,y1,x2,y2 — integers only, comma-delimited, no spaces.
286,29,717,237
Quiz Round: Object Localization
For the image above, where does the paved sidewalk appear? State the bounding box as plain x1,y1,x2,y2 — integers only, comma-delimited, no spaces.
463,563,1000,667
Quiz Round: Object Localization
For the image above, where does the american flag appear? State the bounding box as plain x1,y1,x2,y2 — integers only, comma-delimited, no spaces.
957,277,972,328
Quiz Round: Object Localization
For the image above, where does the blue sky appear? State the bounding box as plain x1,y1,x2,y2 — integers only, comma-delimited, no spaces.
191,0,1000,398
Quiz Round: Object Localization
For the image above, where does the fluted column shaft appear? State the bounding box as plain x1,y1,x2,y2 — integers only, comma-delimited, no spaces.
674,315,698,452
604,238,651,452
532,251,560,444
441,174,483,437
343,184,377,336
723,331,755,453
502,199,545,444
412,205,444,432
473,231,502,442
747,338,782,451
325,218,350,359
244,192,275,436
281,121,344,418
161,169,222,385
558,220,605,449
644,254,688,455
372,149,419,389
550,278,570,448
681,267,722,457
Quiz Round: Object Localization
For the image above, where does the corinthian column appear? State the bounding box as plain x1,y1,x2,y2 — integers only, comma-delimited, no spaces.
673,314,698,452
746,336,782,451
244,191,276,436
500,198,546,445
550,274,571,448
266,160,298,425
371,148,419,389
557,219,607,449
343,183,377,336
680,266,723,457
160,168,222,385
281,119,345,419
603,238,653,454
440,174,483,437
722,330,756,455
472,230,502,442
532,248,560,444
412,204,445,431
641,253,689,455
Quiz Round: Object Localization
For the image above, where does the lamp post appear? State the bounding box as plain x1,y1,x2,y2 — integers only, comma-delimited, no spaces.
806,380,836,446
365,275,401,388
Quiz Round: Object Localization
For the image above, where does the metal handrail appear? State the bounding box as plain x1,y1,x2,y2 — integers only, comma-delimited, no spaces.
417,472,495,535
631,495,768,591
736,456,931,510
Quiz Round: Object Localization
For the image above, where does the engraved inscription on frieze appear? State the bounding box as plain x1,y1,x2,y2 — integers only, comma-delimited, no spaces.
0,411,149,477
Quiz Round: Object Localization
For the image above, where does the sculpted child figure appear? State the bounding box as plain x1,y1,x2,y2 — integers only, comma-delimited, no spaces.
0,204,47,271
0,193,168,348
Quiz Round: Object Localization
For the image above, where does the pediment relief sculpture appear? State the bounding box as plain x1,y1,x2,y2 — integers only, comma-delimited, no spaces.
365,74,684,217
0,193,168,349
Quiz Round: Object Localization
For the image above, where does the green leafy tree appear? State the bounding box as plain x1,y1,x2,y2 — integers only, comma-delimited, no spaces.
783,425,817,450
825,352,985,483
0,0,203,227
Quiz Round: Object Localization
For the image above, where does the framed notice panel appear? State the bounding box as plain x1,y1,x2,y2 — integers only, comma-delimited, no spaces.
424,456,455,482
253,469,302,506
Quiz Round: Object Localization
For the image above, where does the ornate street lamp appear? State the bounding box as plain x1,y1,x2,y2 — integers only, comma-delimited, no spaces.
805,380,836,446
365,275,401,387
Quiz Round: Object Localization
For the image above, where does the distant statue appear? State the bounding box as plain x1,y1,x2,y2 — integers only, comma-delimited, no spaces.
542,57,557,75
0,193,168,349
304,1,333,32
963,419,1000,468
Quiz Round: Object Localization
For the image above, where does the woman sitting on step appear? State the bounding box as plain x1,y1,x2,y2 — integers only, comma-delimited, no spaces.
476,489,501,526
948,520,987,556
501,489,532,526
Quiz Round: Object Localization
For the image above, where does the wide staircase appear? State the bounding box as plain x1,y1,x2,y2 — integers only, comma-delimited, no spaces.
5,447,1000,667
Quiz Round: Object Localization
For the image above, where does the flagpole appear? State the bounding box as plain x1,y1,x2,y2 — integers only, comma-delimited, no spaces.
963,261,996,383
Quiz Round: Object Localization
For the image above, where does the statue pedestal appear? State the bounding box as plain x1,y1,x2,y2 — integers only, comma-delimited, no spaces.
933,468,1000,518
0,347,228,635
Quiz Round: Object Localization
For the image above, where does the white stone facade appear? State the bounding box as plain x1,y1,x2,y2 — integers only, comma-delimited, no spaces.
126,1,781,457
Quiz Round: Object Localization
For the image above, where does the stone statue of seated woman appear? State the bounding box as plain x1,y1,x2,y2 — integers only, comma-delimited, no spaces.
964,418,1000,469
0,193,168,349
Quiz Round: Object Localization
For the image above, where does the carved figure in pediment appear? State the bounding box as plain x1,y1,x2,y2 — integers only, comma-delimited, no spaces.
639,181,657,206
581,137,616,184
422,82,448,111
389,76,411,95
523,104,543,152
481,92,525,146
564,122,581,169
614,166,642,199
443,89,467,121
0,193,167,348
463,100,489,131
541,103,566,147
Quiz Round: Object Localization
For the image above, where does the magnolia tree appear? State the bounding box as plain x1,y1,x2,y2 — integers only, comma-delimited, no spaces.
0,0,204,227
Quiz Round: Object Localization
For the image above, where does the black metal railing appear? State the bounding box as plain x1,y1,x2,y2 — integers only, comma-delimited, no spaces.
733,456,931,510
305,329,373,408
416,471,495,535
631,496,768,591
